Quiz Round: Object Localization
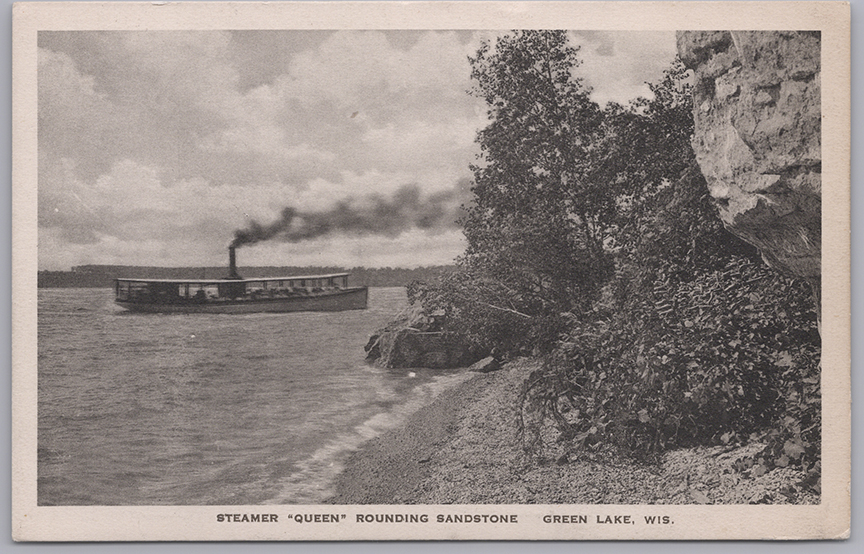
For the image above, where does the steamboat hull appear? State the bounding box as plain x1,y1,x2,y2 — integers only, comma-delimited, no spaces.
115,286,368,314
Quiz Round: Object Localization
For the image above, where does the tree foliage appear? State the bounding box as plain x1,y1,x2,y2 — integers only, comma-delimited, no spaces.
411,31,820,478
412,31,614,355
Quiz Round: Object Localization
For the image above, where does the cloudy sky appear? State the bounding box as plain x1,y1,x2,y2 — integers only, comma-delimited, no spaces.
38,30,677,271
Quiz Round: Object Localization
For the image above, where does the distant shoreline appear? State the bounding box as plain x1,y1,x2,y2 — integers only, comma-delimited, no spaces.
37,265,455,289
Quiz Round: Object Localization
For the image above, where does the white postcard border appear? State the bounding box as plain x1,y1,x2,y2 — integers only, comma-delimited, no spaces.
11,1,851,541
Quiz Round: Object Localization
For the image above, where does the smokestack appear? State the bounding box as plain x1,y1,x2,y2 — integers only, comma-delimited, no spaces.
228,246,242,279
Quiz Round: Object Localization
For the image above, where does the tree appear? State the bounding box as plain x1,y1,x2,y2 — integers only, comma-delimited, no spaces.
431,31,614,353
604,61,763,306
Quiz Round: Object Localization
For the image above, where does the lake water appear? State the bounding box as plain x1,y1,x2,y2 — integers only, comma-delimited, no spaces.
37,287,472,505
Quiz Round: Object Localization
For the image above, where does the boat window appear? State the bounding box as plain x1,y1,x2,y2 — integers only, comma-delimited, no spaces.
188,283,210,299
247,281,266,295
124,282,152,300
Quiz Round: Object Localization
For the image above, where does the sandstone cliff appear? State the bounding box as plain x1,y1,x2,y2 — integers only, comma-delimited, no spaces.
677,31,821,316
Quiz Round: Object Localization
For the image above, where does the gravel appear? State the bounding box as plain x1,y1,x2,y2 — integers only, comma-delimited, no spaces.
326,359,818,505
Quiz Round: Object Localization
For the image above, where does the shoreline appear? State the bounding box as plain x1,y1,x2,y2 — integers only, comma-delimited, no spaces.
325,362,502,504
327,359,818,505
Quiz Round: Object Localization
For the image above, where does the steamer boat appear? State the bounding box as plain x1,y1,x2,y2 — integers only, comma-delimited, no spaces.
113,247,368,314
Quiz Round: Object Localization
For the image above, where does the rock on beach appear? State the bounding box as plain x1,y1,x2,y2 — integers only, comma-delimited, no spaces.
469,356,500,373
364,305,483,369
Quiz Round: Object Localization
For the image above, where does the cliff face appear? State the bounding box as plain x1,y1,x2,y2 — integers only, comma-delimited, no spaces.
677,31,821,301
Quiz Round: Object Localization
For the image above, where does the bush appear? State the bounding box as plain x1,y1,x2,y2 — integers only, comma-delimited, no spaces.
406,269,571,358
519,255,820,470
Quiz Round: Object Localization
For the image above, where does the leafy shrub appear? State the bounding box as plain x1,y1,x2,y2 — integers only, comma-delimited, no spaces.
519,255,820,469
407,269,571,357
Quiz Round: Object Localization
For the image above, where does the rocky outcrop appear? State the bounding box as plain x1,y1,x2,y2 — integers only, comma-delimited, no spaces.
677,31,821,308
365,305,483,369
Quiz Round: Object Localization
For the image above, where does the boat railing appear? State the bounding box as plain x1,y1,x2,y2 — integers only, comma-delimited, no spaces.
115,278,359,305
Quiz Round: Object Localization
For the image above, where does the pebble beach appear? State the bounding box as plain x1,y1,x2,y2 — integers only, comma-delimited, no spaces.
327,359,818,505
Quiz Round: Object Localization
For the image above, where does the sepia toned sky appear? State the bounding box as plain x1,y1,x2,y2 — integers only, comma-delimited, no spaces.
37,30,677,270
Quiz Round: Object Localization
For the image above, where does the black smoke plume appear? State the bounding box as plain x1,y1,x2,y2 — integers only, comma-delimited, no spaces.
231,181,471,248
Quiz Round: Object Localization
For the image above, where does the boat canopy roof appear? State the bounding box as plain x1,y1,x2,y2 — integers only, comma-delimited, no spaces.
115,273,351,284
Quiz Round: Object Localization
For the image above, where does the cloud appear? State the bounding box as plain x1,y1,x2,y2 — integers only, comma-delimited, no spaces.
36,30,677,270
360,116,483,177
282,31,476,115
570,31,678,106
38,47,121,182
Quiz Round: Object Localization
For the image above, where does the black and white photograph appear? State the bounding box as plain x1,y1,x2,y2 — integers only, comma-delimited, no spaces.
12,1,850,541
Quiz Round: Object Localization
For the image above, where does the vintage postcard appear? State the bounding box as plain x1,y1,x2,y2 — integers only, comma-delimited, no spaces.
12,1,850,541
